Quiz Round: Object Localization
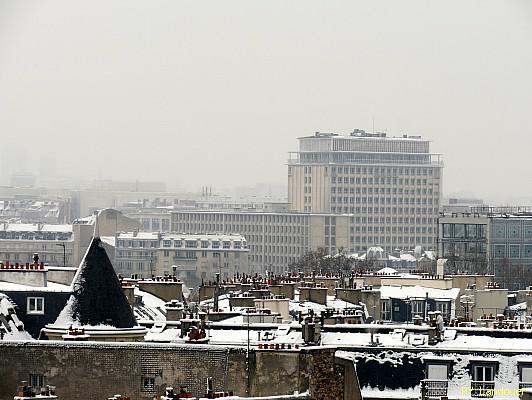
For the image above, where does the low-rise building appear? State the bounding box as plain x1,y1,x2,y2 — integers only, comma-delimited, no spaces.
115,232,249,286
0,209,139,270
171,210,351,274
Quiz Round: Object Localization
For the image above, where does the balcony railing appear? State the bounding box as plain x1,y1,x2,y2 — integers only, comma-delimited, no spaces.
421,379,448,398
519,382,532,390
471,381,495,398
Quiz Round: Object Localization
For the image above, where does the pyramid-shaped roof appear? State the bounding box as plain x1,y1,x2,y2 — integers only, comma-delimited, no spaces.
53,237,137,328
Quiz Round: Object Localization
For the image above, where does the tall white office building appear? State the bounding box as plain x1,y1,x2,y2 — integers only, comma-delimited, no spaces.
288,130,443,252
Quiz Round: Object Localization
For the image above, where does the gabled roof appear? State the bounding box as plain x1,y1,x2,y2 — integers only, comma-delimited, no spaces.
52,238,137,328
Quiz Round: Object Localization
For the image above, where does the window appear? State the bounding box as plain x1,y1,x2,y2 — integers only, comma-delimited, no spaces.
381,301,391,321
466,224,478,239
163,240,171,248
518,362,532,390
494,245,506,258
142,377,155,391
510,224,521,239
411,301,424,319
29,374,44,390
510,245,520,258
454,224,465,238
27,297,44,315
426,362,449,380
471,362,496,398
436,302,449,318
493,224,505,238
473,364,494,380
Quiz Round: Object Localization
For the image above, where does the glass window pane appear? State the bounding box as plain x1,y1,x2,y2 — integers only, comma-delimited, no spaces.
428,364,447,380
466,225,475,238
454,224,465,238
522,367,532,382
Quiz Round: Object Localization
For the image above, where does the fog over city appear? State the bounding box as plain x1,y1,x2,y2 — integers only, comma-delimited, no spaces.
1,0,531,202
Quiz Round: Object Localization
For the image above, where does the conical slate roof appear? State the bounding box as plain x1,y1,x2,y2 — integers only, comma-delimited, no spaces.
54,237,137,328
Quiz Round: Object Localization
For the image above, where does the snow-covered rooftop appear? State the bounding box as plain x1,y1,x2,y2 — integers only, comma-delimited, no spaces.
0,293,33,340
0,223,73,233
379,285,460,301
0,281,71,293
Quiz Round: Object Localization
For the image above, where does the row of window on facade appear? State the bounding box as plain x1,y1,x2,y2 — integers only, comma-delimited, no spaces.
330,186,437,196
326,137,429,153
441,242,487,258
176,213,311,224
329,206,441,215
352,222,434,231
424,358,532,398
250,254,300,264
352,236,435,245
162,250,240,258
0,253,68,262
344,207,438,220
175,223,310,236
0,242,71,251
381,300,450,321
330,176,437,186
444,223,532,241
117,260,239,271
492,223,532,240
300,151,437,164
139,218,171,231
330,197,438,208
493,243,532,259
0,232,72,241
304,166,437,176
442,224,487,240
118,239,245,250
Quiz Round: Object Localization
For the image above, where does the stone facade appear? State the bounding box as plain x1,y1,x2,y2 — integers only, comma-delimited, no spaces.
0,342,360,400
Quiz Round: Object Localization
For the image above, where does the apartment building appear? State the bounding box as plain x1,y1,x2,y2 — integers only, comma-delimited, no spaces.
0,209,139,269
288,130,443,253
115,232,249,285
438,208,532,290
171,210,351,274
0,223,75,267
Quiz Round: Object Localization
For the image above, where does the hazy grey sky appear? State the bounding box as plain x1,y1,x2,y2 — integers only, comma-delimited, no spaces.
1,1,531,201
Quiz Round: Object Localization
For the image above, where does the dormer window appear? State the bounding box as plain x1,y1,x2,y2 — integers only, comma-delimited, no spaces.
470,358,498,398
27,297,44,315
517,359,532,390
422,356,451,398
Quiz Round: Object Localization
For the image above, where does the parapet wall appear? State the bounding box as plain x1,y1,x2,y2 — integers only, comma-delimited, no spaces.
0,342,360,400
